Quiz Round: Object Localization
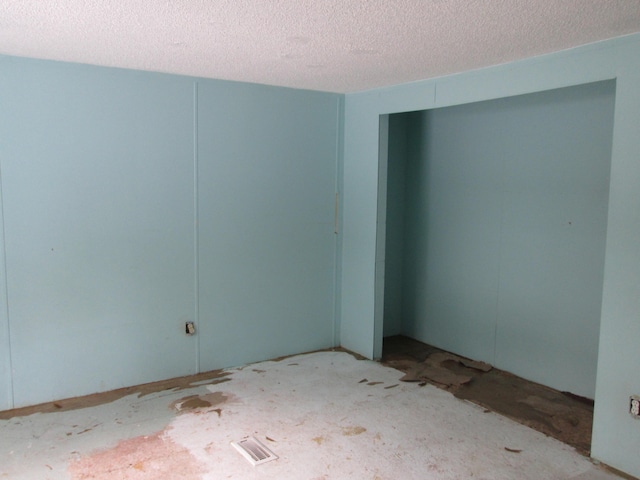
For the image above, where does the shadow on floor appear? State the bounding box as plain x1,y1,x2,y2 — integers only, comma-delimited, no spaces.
381,335,593,455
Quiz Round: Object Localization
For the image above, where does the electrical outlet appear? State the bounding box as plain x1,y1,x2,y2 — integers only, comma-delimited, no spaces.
185,321,196,335
630,395,640,419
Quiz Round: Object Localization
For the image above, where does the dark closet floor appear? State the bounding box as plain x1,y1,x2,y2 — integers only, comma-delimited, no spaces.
381,335,594,455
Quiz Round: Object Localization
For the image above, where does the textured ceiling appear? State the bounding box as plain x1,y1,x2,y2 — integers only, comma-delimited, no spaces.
1,1,640,93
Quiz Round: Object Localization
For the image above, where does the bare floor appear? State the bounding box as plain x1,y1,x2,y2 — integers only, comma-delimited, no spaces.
382,335,594,455
0,349,625,479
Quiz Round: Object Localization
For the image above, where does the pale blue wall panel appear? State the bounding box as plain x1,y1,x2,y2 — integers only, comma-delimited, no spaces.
591,70,640,475
494,82,615,397
197,81,339,370
0,57,196,407
340,97,380,357
401,105,504,363
398,82,614,397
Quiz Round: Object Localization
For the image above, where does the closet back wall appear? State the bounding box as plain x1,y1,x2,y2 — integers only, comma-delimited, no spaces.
0,56,340,410
385,81,615,398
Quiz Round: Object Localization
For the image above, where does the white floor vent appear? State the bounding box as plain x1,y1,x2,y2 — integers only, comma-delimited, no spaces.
231,436,278,466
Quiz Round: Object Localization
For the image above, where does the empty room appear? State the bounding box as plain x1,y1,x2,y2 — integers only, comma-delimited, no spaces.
1,2,640,479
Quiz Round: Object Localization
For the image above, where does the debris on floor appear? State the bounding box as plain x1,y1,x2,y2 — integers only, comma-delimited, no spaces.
397,350,491,387
383,335,594,455
400,362,472,387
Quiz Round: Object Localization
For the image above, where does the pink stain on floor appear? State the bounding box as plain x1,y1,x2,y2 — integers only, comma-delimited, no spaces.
68,430,204,479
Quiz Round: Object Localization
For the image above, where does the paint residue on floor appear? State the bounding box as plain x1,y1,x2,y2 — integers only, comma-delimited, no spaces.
68,431,204,479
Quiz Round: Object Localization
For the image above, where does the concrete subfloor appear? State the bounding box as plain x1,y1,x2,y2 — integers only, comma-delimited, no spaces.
0,350,626,480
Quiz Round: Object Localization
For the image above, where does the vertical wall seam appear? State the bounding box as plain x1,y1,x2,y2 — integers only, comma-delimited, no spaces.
0,160,15,409
332,95,344,348
193,81,201,374
492,148,508,367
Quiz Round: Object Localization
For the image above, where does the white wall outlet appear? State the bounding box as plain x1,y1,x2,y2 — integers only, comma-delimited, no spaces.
630,395,640,418
185,321,196,335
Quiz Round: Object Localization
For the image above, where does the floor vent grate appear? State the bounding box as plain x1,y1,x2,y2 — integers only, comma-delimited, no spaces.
231,436,278,466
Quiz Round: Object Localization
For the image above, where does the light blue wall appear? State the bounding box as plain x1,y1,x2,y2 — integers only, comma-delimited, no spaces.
592,42,640,474
341,34,640,476
0,58,198,408
341,85,437,358
0,58,195,406
0,56,340,410
492,83,613,398
385,82,614,398
197,81,339,370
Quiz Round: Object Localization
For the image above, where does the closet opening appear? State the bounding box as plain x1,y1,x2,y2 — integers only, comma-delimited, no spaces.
376,80,616,454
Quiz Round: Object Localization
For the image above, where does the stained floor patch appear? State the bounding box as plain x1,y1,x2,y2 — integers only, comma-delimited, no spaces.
342,426,366,436
171,392,232,412
68,431,204,479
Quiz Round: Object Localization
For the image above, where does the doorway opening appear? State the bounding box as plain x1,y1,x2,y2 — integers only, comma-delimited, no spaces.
376,80,616,454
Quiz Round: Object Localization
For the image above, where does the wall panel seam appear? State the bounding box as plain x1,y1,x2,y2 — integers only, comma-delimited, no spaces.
193,81,201,373
0,158,14,409
333,95,344,347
